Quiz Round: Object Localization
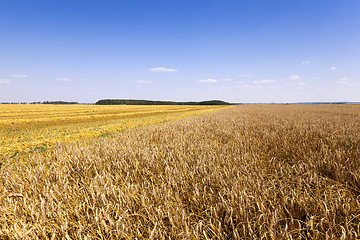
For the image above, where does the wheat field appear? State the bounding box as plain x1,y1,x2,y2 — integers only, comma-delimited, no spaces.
1,105,360,239
0,104,227,159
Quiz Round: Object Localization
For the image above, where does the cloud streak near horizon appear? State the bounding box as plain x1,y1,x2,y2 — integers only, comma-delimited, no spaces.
9,74,29,79
149,67,178,72
0,79,11,84
198,78,218,83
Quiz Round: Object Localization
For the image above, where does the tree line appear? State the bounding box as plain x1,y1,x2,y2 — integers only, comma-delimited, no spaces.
95,99,231,105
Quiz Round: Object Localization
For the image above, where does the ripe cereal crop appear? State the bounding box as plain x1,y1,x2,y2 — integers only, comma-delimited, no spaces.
0,104,228,159
0,104,360,239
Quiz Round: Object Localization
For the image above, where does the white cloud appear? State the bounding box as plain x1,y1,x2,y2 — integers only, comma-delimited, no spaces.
149,67,178,72
136,80,152,84
253,79,276,84
289,75,300,80
238,74,253,78
56,77,72,82
198,78,218,83
0,78,11,84
314,77,321,80
8,73,29,79
221,78,232,81
301,61,311,64
338,77,348,84
330,67,336,71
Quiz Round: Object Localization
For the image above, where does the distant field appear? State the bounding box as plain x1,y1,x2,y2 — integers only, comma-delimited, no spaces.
1,105,360,239
0,104,229,158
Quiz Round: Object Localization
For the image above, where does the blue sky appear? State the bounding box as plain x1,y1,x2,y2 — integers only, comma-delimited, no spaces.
1,0,359,103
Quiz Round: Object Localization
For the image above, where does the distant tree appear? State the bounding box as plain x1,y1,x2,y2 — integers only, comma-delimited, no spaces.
42,101,78,105
95,99,231,105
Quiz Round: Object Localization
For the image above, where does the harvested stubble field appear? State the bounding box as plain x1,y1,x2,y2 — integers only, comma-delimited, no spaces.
1,105,360,239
